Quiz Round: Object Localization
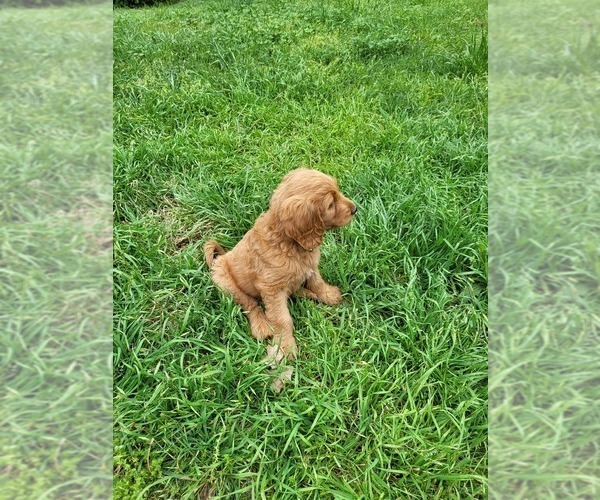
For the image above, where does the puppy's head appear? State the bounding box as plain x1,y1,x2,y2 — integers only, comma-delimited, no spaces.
270,168,356,251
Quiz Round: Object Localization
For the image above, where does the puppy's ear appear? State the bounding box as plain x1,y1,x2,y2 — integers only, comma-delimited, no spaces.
322,192,334,210
279,195,325,251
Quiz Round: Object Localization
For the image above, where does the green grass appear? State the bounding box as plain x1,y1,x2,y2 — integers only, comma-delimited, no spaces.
114,0,487,497
489,0,600,498
0,2,112,498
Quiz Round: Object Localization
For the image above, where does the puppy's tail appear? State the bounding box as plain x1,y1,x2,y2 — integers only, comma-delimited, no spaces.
204,240,226,269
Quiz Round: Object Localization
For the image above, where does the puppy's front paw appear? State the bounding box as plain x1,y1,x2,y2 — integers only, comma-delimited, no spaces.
320,285,342,306
248,309,273,340
279,337,298,360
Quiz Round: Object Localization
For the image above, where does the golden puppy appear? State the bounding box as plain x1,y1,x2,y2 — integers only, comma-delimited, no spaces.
204,168,356,361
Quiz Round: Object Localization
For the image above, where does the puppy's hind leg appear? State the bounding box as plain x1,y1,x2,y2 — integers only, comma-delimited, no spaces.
210,261,272,340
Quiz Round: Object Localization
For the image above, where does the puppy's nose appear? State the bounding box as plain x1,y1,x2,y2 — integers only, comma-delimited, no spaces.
350,203,357,215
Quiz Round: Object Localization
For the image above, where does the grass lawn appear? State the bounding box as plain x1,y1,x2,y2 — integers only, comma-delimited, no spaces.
114,0,487,497
489,0,600,497
0,2,112,498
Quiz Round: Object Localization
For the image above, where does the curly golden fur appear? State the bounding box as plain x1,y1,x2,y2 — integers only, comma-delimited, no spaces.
204,168,356,360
